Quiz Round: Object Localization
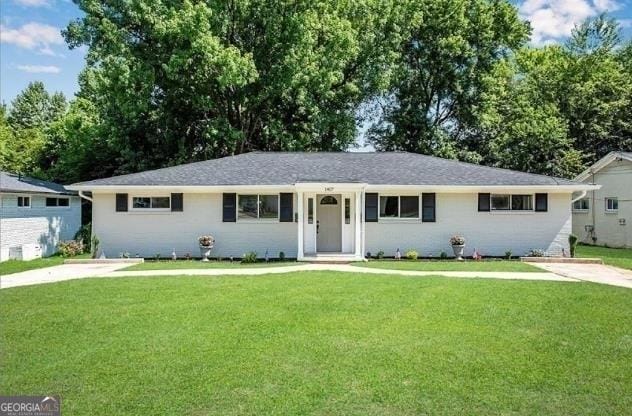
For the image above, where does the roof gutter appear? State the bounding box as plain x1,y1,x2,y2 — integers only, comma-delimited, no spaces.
570,190,587,203
78,190,93,202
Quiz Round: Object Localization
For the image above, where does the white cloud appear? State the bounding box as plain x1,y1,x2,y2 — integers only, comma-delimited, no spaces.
0,22,64,55
13,0,51,6
619,19,632,28
519,0,622,45
17,64,61,73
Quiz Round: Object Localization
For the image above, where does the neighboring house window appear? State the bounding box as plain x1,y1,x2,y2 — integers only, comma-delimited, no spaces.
605,197,618,212
132,196,170,209
17,196,31,207
379,195,419,218
238,194,279,220
46,197,70,207
573,198,589,211
490,194,533,211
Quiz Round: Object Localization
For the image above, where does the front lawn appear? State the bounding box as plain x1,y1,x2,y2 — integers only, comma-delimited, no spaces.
353,259,539,272
576,244,632,270
2,273,630,415
0,253,90,276
124,259,297,270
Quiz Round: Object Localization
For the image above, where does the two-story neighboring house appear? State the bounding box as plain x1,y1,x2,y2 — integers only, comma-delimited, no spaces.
0,171,82,261
572,152,632,248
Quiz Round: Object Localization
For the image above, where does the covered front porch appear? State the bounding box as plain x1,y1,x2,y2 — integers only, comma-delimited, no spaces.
296,183,366,262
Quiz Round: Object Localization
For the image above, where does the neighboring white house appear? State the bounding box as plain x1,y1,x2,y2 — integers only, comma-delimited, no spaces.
68,152,596,261
0,171,82,261
572,151,632,248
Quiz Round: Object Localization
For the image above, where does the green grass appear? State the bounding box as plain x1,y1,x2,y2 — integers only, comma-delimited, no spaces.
0,253,90,276
2,272,630,415
353,259,540,272
576,244,632,270
124,259,297,270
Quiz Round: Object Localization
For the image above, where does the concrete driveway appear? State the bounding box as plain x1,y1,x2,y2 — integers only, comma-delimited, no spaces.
532,263,632,288
1,263,132,289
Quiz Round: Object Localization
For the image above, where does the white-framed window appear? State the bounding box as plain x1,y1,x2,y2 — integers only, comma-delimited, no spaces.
17,196,31,208
238,194,279,220
46,197,70,207
573,198,589,211
132,196,170,210
605,197,618,212
491,194,533,211
379,195,419,219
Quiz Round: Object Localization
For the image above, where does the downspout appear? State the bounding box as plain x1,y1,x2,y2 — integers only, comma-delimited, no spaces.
78,190,93,202
591,171,596,243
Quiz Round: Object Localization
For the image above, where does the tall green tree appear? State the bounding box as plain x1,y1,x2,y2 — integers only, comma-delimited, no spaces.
64,0,417,177
7,81,65,130
367,0,529,159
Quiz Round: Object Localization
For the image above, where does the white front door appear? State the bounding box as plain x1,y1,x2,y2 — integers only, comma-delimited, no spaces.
317,194,342,252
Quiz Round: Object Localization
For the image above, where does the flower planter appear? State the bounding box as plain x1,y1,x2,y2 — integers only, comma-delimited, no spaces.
199,245,213,261
452,244,465,260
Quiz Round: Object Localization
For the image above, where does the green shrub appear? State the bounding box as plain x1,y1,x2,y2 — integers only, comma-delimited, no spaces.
568,234,578,258
505,250,512,260
528,249,545,257
439,251,448,259
241,251,258,264
58,240,84,257
279,251,286,261
74,223,92,253
377,250,385,259
405,250,418,260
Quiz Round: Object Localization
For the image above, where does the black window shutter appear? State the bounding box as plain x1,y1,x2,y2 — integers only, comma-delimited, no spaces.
223,193,236,222
422,193,436,222
365,193,378,222
279,193,293,222
535,193,548,212
116,193,128,212
478,193,490,212
171,193,183,212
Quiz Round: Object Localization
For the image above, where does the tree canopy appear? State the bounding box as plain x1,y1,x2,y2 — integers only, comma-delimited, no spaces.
2,2,631,183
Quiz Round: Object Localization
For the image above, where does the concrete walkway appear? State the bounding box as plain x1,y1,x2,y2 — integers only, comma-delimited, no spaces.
1,263,131,289
0,262,595,290
531,262,632,289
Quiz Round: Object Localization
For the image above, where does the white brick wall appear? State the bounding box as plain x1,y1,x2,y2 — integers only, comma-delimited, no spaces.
365,193,572,258
0,194,82,261
91,190,572,259
92,192,297,259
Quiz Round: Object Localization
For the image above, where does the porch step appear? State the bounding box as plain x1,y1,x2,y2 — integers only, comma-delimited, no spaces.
299,254,364,263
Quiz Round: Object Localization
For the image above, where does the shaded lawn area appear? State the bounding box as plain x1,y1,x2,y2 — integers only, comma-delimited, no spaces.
353,259,540,272
0,253,90,276
2,273,631,415
124,260,297,270
576,244,632,270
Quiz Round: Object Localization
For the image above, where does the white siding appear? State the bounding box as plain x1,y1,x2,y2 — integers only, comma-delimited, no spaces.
366,192,572,257
0,194,82,261
573,159,632,247
92,192,297,259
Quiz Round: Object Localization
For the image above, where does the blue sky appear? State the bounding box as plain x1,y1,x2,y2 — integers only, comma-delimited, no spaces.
1,0,631,105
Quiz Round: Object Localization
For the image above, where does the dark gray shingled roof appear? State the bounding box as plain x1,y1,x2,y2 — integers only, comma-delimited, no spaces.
1,171,77,195
71,152,582,187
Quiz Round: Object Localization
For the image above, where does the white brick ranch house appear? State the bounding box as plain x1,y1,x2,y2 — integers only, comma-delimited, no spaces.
68,152,596,261
1,171,82,261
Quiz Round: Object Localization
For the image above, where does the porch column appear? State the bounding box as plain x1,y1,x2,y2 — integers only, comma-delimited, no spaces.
354,190,362,258
297,191,304,260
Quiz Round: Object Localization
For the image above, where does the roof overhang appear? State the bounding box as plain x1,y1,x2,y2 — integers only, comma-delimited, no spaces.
575,151,632,182
67,183,599,193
